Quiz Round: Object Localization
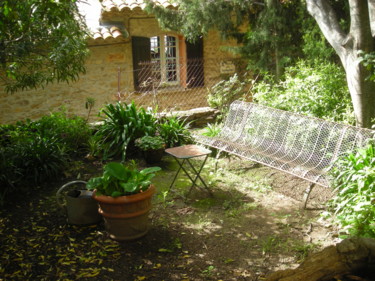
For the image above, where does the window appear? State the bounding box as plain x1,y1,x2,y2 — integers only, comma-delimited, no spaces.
132,36,203,91
150,35,179,84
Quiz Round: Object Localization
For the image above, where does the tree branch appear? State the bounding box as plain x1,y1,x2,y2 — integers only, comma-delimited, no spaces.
306,0,348,59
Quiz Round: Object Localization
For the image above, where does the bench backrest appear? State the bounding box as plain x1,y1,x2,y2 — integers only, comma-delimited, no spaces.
218,101,375,186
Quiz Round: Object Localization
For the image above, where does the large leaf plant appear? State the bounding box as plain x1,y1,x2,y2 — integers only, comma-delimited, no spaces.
86,162,160,197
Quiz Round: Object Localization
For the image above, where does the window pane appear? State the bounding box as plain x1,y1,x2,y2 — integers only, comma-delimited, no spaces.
165,35,176,58
166,58,177,81
150,36,160,59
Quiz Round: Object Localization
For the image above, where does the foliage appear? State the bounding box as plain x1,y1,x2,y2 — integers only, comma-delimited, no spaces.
0,146,21,203
241,0,304,79
87,162,161,197
157,116,192,148
253,59,354,124
147,0,305,78
95,102,157,161
0,132,68,205
359,51,375,82
145,0,249,41
135,135,165,151
0,0,89,92
33,110,91,155
202,123,222,137
12,136,67,184
0,112,91,205
329,141,375,238
207,73,250,119
301,19,336,62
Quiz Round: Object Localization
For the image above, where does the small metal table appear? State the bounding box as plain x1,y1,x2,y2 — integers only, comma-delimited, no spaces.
165,144,213,196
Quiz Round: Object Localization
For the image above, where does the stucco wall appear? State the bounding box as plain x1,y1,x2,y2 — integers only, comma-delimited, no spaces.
0,16,241,124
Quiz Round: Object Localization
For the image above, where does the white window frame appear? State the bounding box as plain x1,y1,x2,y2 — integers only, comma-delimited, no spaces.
150,35,180,85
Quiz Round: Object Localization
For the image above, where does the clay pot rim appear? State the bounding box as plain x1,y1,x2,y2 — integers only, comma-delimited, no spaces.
92,184,155,204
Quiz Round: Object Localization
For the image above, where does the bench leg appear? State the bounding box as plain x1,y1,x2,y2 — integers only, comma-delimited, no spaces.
214,150,222,173
302,183,315,209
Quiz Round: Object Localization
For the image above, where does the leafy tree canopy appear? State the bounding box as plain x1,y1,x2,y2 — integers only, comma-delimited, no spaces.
0,0,89,93
146,0,306,79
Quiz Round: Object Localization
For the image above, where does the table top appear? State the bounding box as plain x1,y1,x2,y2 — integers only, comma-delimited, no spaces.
165,144,211,159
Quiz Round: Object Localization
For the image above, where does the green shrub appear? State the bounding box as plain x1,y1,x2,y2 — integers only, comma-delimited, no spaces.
329,141,375,238
0,111,90,206
253,60,354,124
34,110,91,155
14,136,67,184
135,135,165,151
0,146,21,203
157,116,192,148
95,102,157,161
207,74,250,119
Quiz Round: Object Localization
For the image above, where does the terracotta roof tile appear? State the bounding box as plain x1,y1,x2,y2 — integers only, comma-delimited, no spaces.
101,0,177,12
91,26,129,42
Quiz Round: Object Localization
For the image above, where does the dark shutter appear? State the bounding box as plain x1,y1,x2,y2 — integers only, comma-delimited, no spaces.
186,38,204,88
132,37,151,91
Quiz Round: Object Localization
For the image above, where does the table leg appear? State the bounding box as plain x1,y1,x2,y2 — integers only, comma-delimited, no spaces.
186,155,212,196
168,157,185,191
168,155,213,197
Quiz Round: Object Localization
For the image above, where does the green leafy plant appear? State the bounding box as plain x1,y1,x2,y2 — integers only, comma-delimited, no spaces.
0,111,89,205
202,122,222,137
86,162,161,197
135,135,165,151
253,60,354,124
157,116,192,148
95,102,157,161
0,146,22,205
13,136,67,184
359,51,375,82
330,141,375,238
34,110,91,155
207,73,250,119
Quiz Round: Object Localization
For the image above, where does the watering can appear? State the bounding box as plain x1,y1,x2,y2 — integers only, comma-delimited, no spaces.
56,180,102,225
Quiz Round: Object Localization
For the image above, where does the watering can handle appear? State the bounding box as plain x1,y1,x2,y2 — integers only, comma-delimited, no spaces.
56,180,88,209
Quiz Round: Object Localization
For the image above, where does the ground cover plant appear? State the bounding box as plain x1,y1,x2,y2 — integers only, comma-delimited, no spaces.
329,141,375,238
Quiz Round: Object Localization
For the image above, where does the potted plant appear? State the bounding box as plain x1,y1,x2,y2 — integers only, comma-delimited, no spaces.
135,135,165,164
87,162,161,241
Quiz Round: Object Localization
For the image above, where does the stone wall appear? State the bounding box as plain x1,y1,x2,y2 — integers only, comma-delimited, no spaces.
0,15,241,124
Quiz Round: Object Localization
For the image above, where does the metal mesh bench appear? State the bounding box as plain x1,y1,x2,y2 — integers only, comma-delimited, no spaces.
194,101,375,207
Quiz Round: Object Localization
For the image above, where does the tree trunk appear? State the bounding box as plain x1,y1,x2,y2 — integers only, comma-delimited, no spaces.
307,0,375,128
267,0,282,81
343,51,375,128
265,237,375,281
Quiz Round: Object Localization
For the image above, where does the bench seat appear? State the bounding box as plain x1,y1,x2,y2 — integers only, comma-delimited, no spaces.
194,101,375,189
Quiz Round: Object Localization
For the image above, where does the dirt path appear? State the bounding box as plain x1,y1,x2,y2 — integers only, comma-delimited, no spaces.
0,156,339,280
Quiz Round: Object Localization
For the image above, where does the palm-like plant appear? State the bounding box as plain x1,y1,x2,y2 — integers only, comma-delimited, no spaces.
95,102,157,161
157,116,192,148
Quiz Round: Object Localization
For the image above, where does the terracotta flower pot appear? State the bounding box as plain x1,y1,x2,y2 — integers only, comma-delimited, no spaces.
92,185,155,241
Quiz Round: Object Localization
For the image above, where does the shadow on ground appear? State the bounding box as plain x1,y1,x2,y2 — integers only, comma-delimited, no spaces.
0,154,337,280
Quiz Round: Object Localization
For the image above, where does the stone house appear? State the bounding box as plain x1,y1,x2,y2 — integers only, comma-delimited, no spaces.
0,0,243,124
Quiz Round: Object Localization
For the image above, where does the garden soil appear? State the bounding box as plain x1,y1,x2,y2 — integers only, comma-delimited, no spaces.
0,155,340,281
